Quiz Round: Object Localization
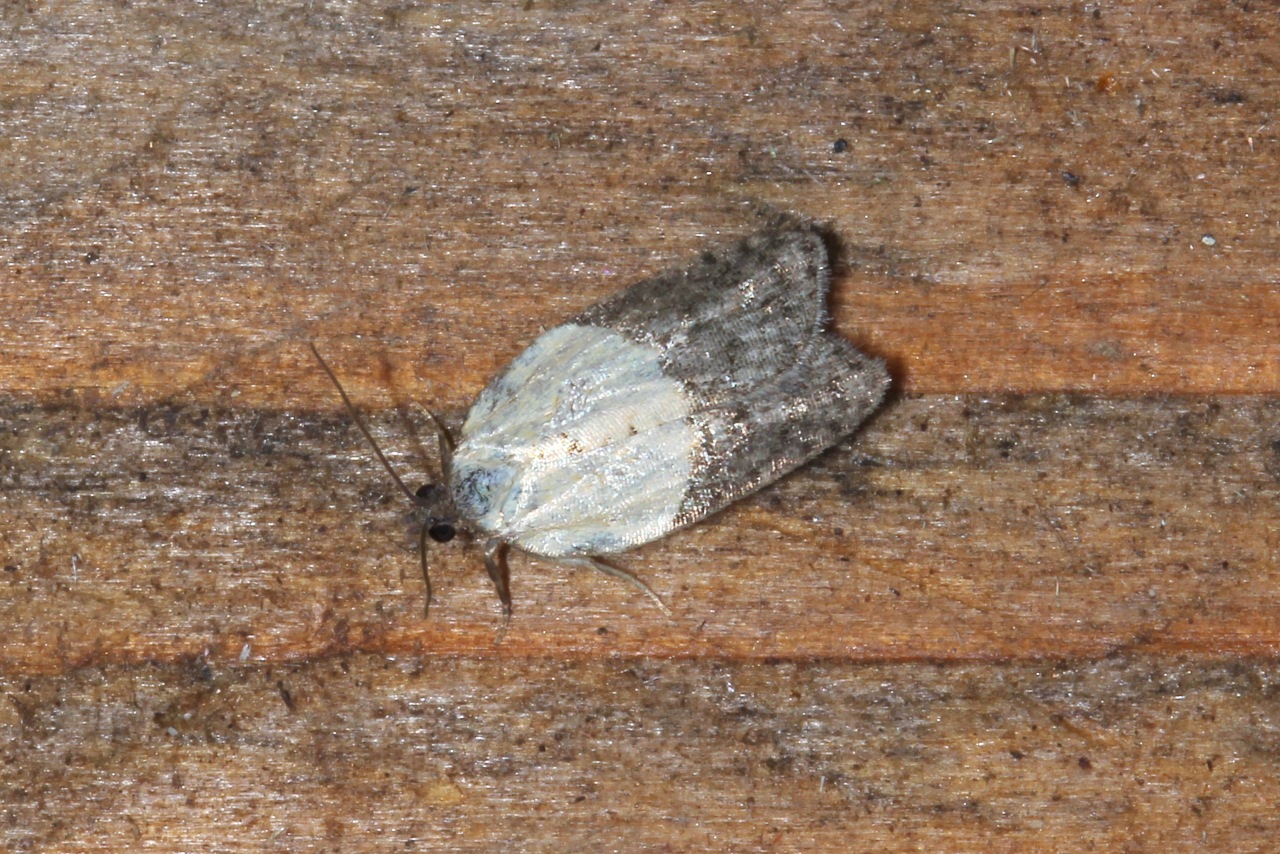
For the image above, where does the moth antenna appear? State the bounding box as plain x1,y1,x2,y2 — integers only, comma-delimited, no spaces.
308,342,419,504
424,409,455,476
408,402,455,475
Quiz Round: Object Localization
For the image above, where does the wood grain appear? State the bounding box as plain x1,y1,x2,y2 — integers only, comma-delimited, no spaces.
3,395,1279,671
7,656,1277,851
2,0,1277,405
2,0,1278,850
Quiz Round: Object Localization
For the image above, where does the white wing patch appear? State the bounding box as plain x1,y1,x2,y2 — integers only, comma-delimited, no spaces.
450,324,696,557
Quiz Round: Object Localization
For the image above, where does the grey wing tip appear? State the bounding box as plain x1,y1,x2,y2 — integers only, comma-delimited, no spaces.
741,218,834,298
758,217,829,256
756,207,825,236
823,334,893,408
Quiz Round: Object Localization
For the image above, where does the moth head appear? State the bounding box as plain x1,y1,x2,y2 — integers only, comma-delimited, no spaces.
309,342,458,616
405,476,467,616
413,482,461,544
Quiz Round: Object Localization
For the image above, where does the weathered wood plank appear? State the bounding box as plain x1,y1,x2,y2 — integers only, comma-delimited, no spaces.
4,394,1277,671
3,655,1275,852
2,0,1277,850
0,1,1277,403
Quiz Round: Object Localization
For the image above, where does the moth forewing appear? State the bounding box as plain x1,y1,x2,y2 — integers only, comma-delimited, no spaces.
318,222,890,621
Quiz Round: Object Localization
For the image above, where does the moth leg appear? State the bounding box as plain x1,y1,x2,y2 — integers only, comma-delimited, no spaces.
418,523,432,617
483,539,513,619
560,556,672,617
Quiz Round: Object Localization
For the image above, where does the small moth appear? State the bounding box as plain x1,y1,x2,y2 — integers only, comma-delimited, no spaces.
313,222,889,621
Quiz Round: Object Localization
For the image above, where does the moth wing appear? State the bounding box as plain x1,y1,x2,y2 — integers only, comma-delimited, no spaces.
574,227,832,399
576,225,889,526
679,334,887,523
451,324,698,557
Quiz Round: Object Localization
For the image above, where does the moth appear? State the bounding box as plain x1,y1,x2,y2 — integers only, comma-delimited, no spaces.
312,222,890,621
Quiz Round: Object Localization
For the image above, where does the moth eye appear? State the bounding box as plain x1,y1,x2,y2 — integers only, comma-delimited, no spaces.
428,523,456,543
415,483,435,499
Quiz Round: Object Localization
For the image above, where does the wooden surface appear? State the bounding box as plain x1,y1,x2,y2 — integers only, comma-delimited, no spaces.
2,1,1279,850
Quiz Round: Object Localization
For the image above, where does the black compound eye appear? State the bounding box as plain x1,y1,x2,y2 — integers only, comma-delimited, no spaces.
415,483,435,499
427,523,456,543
